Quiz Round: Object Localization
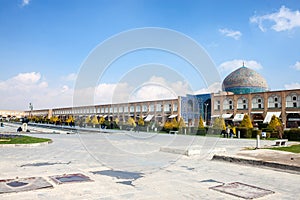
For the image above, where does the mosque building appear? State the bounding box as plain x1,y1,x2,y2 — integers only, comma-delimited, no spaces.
212,64,300,128
18,64,300,129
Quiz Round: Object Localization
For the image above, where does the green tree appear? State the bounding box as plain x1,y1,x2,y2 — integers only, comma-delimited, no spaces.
99,116,105,125
239,114,253,128
65,115,74,125
171,118,178,130
85,116,91,125
178,117,186,128
268,115,283,139
50,116,59,124
115,117,119,125
138,117,144,126
198,116,204,129
127,117,136,127
91,115,99,126
163,121,173,131
213,117,226,130
268,115,282,130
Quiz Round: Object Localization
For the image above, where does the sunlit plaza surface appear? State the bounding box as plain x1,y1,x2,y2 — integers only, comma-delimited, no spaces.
0,124,299,199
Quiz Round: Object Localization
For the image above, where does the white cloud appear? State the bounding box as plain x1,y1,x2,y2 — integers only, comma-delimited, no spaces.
61,73,77,82
0,73,204,110
129,80,190,102
219,28,242,40
218,59,263,75
38,81,48,88
194,82,222,94
95,82,131,104
250,6,300,32
13,72,41,84
291,61,300,71
0,72,74,110
130,76,191,101
21,0,30,7
93,76,192,104
61,85,69,93
284,82,300,90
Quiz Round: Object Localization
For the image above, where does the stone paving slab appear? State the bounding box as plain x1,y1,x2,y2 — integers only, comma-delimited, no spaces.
50,173,93,184
210,182,275,199
0,124,299,199
0,177,53,194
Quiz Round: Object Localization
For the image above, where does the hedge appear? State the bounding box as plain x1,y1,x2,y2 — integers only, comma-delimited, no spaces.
197,128,207,136
207,128,223,135
284,129,300,141
251,129,262,138
236,128,252,138
262,128,279,138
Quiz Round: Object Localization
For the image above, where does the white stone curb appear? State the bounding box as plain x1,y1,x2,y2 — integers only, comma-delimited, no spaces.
0,141,52,148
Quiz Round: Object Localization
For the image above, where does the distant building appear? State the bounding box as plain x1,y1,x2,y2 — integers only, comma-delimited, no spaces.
24,65,300,128
25,94,210,127
0,110,25,121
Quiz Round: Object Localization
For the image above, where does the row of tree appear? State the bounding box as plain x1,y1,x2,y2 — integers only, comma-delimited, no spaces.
161,114,283,136
27,114,284,137
163,117,186,131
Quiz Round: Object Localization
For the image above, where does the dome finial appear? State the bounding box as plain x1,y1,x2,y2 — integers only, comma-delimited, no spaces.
242,61,245,67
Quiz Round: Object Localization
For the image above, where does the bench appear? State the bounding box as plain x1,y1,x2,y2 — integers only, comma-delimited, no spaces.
169,131,178,134
274,139,288,147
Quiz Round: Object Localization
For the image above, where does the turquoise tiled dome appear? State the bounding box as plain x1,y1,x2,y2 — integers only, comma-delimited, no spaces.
223,66,268,94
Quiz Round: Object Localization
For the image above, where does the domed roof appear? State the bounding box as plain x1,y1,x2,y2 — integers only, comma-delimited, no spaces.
223,66,268,94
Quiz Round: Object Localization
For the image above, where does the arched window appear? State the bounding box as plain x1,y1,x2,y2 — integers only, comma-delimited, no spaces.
173,103,178,111
237,97,248,109
223,98,233,110
156,104,162,112
214,100,220,110
286,93,300,108
268,95,281,108
252,96,264,109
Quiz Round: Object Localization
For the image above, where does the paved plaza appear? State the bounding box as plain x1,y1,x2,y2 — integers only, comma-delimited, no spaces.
0,123,300,199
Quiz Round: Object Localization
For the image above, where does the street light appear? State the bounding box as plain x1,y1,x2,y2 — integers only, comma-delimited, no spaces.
29,102,33,118
204,103,208,126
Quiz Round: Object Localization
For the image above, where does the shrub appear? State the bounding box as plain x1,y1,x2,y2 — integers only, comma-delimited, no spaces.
252,129,262,138
258,123,268,130
197,128,206,136
178,117,186,128
212,117,226,130
198,116,204,129
171,118,179,130
138,118,144,126
207,128,222,135
284,129,300,141
127,117,136,127
270,131,279,138
239,114,253,128
163,121,173,133
237,128,252,138
268,115,282,130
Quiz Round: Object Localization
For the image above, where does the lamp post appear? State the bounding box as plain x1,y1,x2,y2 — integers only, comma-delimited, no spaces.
29,102,33,119
204,103,208,126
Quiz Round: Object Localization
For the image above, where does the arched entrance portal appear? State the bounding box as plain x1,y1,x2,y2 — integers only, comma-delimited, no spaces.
286,113,300,128
252,114,264,128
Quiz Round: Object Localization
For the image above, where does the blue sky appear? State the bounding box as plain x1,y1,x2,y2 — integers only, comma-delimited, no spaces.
1,0,300,110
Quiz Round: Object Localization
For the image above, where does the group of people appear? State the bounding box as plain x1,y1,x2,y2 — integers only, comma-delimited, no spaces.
221,126,234,138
